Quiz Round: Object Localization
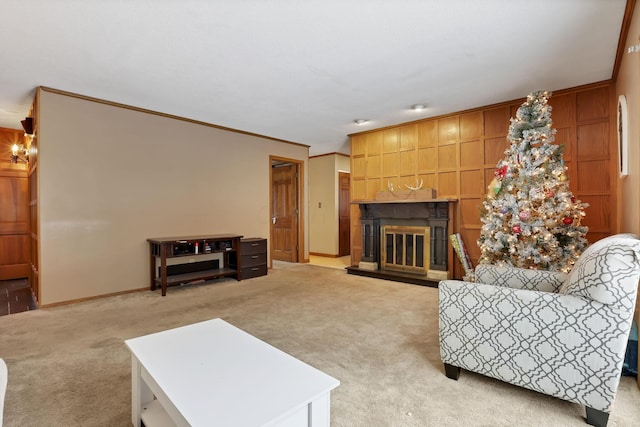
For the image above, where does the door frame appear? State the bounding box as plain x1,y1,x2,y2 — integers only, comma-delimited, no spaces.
269,155,305,265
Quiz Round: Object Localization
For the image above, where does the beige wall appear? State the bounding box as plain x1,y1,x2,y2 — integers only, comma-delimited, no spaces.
309,153,350,255
309,155,336,255
336,155,350,176
38,90,309,305
616,6,640,235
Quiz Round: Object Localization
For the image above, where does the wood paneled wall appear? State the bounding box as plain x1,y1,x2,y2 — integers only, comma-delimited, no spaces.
0,127,30,280
349,82,616,278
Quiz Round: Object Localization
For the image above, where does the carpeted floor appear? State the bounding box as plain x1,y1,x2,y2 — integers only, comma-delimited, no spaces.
1,263,639,426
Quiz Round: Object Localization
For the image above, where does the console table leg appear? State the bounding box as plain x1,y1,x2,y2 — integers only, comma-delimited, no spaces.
160,244,167,296
149,250,156,291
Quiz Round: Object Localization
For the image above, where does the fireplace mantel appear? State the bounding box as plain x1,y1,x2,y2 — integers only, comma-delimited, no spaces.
347,199,457,287
352,198,457,205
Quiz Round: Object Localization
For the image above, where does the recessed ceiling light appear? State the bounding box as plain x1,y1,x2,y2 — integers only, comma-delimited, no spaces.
354,119,368,125
411,104,426,111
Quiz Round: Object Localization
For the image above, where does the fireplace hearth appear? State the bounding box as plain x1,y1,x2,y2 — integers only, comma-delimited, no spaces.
347,199,455,287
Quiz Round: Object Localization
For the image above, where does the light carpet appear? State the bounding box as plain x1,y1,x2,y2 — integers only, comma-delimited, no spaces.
1,263,639,426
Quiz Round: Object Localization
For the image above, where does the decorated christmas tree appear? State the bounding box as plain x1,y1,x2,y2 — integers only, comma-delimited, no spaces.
477,90,589,272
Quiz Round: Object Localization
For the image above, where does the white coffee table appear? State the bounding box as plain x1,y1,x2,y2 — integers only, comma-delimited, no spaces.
124,318,340,427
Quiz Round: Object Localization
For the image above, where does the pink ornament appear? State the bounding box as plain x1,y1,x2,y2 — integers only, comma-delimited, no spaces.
546,191,554,198
518,211,530,221
512,225,522,234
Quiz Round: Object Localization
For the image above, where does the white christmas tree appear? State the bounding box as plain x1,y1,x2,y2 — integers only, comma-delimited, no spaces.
477,90,589,272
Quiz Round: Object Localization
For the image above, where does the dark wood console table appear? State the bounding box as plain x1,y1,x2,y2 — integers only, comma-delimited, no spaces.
148,234,243,296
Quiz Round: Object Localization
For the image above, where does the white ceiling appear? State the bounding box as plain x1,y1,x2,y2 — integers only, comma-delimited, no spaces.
0,0,628,155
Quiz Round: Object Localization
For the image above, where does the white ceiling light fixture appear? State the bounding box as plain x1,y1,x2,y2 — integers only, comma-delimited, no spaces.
354,119,368,125
411,104,426,111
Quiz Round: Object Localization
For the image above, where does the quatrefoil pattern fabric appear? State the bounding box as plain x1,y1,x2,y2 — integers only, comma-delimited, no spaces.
559,234,640,304
475,264,567,293
439,235,640,413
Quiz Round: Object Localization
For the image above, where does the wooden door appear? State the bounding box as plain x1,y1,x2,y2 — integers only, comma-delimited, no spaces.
338,172,350,256
271,163,298,262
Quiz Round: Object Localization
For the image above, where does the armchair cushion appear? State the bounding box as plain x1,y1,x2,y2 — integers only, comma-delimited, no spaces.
559,235,640,305
475,264,567,293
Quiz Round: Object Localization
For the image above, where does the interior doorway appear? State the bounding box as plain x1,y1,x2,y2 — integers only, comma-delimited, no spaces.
338,172,350,257
270,156,304,263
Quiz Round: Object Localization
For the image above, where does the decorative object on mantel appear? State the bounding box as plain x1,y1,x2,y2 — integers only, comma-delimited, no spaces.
404,178,423,191
376,179,436,201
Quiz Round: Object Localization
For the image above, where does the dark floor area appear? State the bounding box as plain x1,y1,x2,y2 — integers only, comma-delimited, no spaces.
0,279,37,316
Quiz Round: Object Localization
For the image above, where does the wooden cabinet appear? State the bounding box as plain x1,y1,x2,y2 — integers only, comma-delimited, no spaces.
148,234,243,296
231,238,267,280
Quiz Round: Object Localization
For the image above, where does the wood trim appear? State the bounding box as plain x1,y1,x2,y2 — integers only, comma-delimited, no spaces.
297,160,306,264
309,152,350,159
612,0,637,80
0,126,22,132
39,86,310,149
0,169,27,178
0,264,29,280
30,89,40,301
310,252,341,258
39,286,148,309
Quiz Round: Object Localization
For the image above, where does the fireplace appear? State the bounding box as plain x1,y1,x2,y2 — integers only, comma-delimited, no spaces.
347,200,455,287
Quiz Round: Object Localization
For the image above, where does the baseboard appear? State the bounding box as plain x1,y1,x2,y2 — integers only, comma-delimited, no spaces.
40,287,148,308
310,252,341,258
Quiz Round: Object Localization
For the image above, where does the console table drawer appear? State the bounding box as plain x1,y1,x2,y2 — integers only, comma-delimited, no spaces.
241,252,267,267
240,264,268,280
242,238,267,255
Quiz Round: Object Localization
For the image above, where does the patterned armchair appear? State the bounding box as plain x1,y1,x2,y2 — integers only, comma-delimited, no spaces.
438,234,640,427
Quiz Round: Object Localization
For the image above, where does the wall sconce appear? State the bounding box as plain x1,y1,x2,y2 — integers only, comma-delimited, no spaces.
21,117,34,135
10,117,33,163
11,143,29,163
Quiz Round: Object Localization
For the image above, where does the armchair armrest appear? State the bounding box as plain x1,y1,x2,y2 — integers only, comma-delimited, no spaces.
475,264,567,293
